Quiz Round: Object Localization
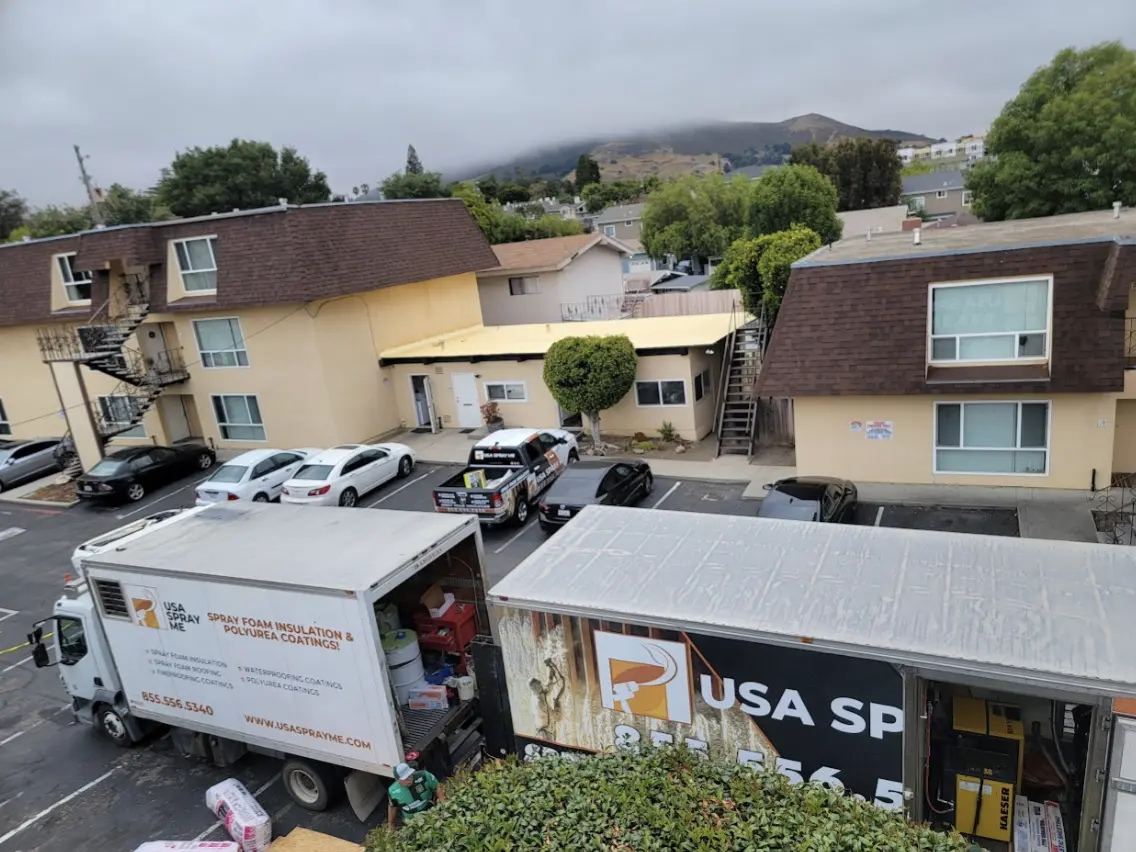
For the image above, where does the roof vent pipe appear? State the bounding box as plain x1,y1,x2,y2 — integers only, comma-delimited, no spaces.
1114,201,1123,219
913,228,922,245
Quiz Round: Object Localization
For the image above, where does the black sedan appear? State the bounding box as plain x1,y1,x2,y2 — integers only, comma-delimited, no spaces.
538,461,653,532
76,444,216,503
757,476,857,523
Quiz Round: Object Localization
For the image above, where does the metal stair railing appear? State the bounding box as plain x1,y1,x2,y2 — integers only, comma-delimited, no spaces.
713,299,743,457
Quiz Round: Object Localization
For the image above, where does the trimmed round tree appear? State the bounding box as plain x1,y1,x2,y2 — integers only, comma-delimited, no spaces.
365,747,971,852
543,335,638,451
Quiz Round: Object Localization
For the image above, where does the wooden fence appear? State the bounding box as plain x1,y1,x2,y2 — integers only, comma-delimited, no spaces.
754,397,795,447
633,289,743,318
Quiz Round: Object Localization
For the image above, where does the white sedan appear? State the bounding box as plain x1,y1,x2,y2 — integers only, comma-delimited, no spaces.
281,443,416,507
195,448,322,506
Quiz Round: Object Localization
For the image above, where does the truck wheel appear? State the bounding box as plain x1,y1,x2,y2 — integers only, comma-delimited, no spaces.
513,493,529,525
96,705,133,747
281,758,338,811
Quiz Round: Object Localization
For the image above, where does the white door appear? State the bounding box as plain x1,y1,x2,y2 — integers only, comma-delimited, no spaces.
1101,716,1136,849
451,373,481,429
423,376,438,434
159,396,192,443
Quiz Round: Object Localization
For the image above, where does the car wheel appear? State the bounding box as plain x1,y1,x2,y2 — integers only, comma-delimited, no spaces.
96,705,133,747
568,450,579,464
338,488,358,508
641,474,654,500
398,455,413,478
197,453,214,470
253,493,269,503
513,494,529,525
126,482,145,502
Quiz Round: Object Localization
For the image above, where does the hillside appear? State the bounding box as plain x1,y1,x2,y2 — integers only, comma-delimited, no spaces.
462,113,936,182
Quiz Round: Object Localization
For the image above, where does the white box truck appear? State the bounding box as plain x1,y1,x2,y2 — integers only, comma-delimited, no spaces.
27,503,492,819
488,505,1136,851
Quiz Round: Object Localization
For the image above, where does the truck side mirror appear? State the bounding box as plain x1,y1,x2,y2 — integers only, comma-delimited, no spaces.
32,642,51,669
29,624,43,644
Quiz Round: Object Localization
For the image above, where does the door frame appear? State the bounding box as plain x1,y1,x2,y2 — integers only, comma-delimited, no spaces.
450,372,482,430
408,374,439,433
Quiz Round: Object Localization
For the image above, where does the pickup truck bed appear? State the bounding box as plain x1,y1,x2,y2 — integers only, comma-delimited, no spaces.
433,465,528,524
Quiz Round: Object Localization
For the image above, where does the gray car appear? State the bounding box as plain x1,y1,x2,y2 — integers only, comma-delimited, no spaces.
0,438,63,492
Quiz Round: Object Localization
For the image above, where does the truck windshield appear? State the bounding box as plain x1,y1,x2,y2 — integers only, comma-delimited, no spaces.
57,616,87,662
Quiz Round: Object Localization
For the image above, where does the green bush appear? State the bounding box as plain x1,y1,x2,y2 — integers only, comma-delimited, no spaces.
544,335,638,449
658,421,679,443
366,747,970,852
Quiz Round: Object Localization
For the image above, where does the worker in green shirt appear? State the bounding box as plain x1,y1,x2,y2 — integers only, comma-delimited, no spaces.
387,762,445,828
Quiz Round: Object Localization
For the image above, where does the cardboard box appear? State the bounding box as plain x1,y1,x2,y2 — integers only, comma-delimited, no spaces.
1029,800,1049,852
1044,801,1067,852
420,584,455,618
407,684,448,710
1013,795,1031,852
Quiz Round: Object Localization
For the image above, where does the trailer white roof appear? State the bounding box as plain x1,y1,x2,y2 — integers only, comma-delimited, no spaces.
85,503,477,593
488,505,1136,697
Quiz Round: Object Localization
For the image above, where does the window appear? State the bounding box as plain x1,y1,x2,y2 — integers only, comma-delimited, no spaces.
624,220,633,227
0,398,9,435
635,380,687,407
603,225,616,238
212,394,266,441
98,395,145,438
962,191,973,206
485,381,527,403
508,276,540,295
174,237,219,292
935,401,1049,475
193,318,248,368
57,616,88,663
56,253,93,303
910,196,926,211
693,367,712,401
93,579,129,619
538,432,560,454
935,190,948,199
930,277,1050,363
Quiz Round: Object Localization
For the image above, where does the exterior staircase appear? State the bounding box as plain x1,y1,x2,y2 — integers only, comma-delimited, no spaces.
714,319,765,457
36,272,190,469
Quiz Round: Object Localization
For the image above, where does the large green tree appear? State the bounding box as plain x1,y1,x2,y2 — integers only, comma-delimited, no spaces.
17,205,96,239
405,144,424,175
380,170,450,200
966,42,1136,221
748,164,843,243
712,224,821,317
450,183,583,244
0,189,27,241
102,183,172,226
581,178,649,213
641,173,749,263
575,153,601,189
544,335,637,448
366,747,969,852
791,138,902,211
156,139,331,218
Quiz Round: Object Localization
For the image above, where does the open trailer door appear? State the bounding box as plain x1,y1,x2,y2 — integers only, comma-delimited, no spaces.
1101,716,1136,849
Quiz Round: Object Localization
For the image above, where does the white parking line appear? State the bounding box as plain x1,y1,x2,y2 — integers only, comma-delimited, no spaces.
192,776,279,841
0,792,23,811
494,519,536,554
874,506,885,526
1,655,32,674
365,470,432,508
0,607,17,623
0,527,25,543
651,482,682,510
0,767,119,846
0,730,24,746
115,476,210,520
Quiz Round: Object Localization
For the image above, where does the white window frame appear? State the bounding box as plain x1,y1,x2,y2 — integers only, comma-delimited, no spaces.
927,275,1053,365
98,395,146,439
603,225,616,238
508,276,540,296
932,400,1051,477
693,367,712,402
192,317,250,369
910,196,926,211
55,252,93,304
483,381,528,403
211,394,267,442
935,190,948,199
962,191,973,206
635,379,688,408
0,398,10,435
173,236,219,293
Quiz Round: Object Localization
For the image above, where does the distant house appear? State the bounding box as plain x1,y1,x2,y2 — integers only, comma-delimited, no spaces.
593,203,646,243
476,233,632,325
900,171,973,221
837,205,911,237
651,272,711,293
503,197,587,220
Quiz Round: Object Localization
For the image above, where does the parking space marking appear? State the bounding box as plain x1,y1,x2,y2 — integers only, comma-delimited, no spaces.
651,482,682,509
0,767,119,846
1,655,32,673
493,519,536,554
0,607,17,623
192,776,279,841
0,527,26,542
874,506,885,526
0,730,24,746
365,470,432,508
115,476,210,520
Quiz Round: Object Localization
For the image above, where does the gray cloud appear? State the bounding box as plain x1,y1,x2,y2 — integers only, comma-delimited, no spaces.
1,0,1133,205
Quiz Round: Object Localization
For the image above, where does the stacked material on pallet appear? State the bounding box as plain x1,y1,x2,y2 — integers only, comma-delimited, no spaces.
267,828,363,852
1016,796,1066,852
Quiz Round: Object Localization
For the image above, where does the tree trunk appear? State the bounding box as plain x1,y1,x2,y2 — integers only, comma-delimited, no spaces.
586,411,603,453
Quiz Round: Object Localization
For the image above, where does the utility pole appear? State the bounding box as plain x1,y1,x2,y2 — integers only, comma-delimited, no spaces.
73,144,105,225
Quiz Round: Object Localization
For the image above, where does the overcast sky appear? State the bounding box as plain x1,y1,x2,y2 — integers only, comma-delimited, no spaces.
2,0,1133,206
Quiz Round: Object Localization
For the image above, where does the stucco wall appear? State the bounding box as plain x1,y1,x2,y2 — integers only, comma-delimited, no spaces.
795,394,1115,489
602,354,698,440
477,247,625,326
358,272,484,350
688,343,723,440
0,325,71,440
1114,400,1136,475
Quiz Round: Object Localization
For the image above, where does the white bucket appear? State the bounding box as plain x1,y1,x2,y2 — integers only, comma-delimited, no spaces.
455,675,475,701
383,630,426,705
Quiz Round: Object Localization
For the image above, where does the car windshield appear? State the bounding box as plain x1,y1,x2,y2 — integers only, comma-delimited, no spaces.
87,459,125,476
293,464,333,481
207,465,248,483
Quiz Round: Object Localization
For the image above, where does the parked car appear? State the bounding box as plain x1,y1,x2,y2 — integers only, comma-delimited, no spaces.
75,444,216,503
71,509,187,570
0,438,63,492
280,443,416,507
195,448,321,505
538,461,653,533
756,476,858,523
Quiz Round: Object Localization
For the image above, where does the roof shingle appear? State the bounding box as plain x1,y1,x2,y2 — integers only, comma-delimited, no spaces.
482,234,603,274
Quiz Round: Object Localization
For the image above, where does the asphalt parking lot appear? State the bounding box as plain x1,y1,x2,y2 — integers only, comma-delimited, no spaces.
0,460,1019,850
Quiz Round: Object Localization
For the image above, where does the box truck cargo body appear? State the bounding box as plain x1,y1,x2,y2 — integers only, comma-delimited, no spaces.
487,505,1136,850
30,503,491,817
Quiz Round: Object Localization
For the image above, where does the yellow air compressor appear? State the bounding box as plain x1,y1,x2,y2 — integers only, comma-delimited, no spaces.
947,696,1024,843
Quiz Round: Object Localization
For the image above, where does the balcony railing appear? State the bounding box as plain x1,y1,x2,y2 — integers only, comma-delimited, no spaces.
1127,317,1136,369
561,295,634,322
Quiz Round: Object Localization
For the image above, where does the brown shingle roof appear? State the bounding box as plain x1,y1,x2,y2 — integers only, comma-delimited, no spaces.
482,234,602,274
0,200,497,327
756,241,1131,398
